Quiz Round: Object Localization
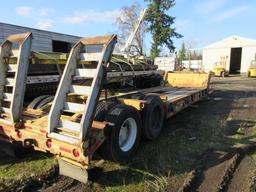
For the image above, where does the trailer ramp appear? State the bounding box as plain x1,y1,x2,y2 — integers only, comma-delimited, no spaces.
48,35,117,143
0,33,32,124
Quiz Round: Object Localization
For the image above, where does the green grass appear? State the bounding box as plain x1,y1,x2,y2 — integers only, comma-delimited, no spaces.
0,153,56,190
227,120,256,146
0,157,55,180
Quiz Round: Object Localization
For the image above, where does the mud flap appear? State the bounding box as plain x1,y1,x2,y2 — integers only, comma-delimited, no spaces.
58,158,88,183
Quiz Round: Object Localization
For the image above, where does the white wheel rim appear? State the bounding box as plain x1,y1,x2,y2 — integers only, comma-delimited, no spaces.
118,117,137,152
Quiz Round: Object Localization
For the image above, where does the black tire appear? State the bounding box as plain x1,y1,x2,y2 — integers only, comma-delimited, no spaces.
103,104,141,163
142,95,165,140
248,72,251,78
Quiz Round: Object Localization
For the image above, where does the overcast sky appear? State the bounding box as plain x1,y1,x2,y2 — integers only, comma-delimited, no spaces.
1,0,255,51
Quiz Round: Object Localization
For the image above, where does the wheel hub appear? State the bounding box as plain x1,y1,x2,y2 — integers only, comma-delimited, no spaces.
118,117,137,152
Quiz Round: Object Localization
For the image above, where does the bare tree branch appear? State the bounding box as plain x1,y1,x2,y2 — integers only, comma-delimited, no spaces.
115,2,148,55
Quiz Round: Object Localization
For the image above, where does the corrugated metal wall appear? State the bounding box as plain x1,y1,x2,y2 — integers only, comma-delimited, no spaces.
241,47,256,73
203,48,231,72
0,22,81,51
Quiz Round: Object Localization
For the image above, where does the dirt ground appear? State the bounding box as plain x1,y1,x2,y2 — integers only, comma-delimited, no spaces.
0,75,256,192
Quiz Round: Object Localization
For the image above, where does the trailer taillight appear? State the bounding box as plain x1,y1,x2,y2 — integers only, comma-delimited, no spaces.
46,139,52,148
73,149,80,157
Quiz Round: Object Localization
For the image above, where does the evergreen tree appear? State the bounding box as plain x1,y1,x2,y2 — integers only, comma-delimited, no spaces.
178,42,186,61
145,0,182,58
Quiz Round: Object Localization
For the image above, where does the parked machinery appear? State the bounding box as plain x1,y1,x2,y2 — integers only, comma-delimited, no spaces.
248,59,256,78
213,56,229,77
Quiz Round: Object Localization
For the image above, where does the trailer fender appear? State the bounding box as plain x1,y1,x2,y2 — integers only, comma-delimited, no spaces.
94,101,117,121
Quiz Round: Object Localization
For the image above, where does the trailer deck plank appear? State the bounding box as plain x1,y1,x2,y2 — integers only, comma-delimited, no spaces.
161,89,203,102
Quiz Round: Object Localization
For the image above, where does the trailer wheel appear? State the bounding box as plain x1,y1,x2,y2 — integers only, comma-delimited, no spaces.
142,95,165,140
103,104,141,163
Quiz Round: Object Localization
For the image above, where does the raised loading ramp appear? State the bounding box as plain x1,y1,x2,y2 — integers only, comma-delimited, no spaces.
48,35,117,143
0,32,32,125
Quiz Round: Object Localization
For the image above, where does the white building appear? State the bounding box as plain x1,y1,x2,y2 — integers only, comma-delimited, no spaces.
203,36,256,74
182,60,202,71
154,56,177,71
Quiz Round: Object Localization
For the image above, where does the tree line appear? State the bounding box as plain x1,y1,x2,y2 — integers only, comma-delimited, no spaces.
179,42,202,61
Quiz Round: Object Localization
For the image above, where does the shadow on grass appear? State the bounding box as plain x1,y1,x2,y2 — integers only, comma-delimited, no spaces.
88,89,256,189
0,141,52,167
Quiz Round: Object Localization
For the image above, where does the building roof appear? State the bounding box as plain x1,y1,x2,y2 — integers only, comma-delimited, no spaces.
0,22,81,38
204,36,256,49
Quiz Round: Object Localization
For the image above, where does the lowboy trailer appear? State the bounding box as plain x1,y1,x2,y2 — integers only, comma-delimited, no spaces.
0,33,211,183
